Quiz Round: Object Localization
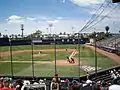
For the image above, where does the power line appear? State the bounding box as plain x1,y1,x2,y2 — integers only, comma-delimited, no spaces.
82,1,111,31
85,4,119,31
78,0,106,33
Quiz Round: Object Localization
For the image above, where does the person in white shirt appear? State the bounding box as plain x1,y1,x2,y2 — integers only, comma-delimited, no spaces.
109,85,120,90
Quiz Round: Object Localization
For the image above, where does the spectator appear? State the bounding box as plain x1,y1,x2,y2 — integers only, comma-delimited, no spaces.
109,85,120,90
51,74,60,90
111,70,117,79
86,72,90,80
1,77,14,90
71,80,80,90
15,79,23,90
0,78,3,88
101,81,108,90
52,73,60,84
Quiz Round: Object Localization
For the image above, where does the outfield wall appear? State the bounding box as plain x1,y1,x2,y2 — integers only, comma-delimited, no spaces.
0,38,87,46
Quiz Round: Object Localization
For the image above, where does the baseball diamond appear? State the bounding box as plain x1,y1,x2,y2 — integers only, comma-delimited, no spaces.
0,44,118,77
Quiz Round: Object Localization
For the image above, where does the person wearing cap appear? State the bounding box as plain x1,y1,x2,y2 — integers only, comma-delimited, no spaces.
1,77,14,90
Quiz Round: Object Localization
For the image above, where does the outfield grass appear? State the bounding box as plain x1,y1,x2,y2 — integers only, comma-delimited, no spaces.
0,44,77,52
0,44,118,77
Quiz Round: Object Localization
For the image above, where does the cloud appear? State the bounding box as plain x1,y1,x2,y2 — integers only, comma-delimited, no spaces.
84,7,120,33
1,16,86,35
7,15,24,24
26,17,36,21
47,20,59,24
61,0,66,3
8,15,22,20
57,17,63,20
71,0,104,6
6,15,38,24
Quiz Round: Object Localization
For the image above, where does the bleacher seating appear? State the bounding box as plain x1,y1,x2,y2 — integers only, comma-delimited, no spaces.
94,35,120,55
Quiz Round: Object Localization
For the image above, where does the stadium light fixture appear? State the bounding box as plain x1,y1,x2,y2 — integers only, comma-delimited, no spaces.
112,0,120,3
20,24,24,38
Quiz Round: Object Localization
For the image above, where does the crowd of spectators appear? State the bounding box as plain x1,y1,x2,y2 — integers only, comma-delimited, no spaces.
0,69,120,90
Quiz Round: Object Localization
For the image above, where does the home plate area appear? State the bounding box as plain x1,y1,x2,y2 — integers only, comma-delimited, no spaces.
80,65,102,72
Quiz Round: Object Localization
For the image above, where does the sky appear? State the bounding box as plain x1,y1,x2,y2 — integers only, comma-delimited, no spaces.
0,0,120,35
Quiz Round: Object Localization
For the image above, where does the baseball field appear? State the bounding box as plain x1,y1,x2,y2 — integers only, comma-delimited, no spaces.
0,44,118,77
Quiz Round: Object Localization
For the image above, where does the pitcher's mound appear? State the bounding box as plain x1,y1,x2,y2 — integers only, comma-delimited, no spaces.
33,54,47,57
53,60,82,66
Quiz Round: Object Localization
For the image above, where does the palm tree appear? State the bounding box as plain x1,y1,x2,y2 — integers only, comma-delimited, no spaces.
59,32,62,35
105,26,110,34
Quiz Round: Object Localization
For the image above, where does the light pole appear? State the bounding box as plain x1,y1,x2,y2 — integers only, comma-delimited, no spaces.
21,24,24,38
49,24,53,37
